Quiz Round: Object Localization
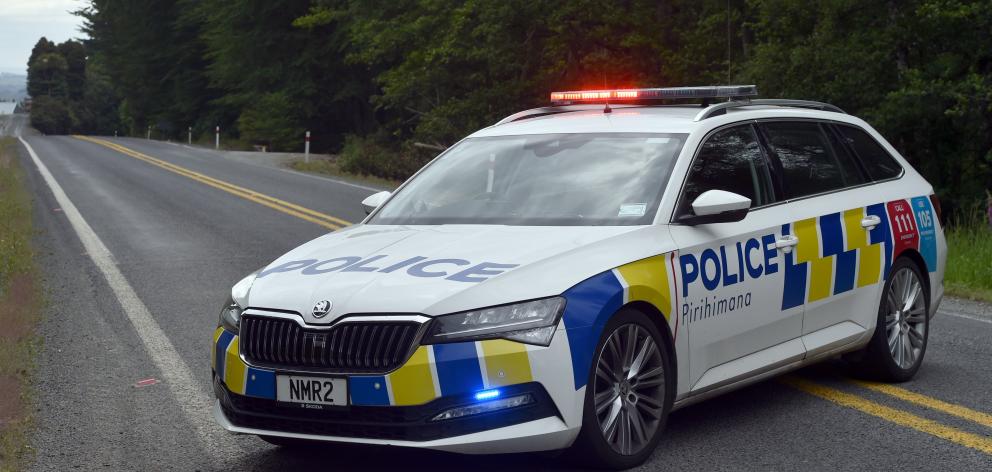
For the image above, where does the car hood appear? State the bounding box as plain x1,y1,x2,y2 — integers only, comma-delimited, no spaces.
247,224,674,324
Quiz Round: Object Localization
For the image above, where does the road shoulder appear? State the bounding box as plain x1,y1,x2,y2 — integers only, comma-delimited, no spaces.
0,137,42,471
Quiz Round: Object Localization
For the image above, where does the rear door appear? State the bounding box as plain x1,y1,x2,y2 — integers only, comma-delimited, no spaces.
669,123,805,392
757,120,888,358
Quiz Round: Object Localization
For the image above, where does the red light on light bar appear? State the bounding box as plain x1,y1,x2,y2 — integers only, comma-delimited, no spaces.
549,85,758,104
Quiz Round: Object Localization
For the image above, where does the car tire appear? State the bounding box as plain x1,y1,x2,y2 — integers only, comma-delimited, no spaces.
849,257,930,382
568,308,675,470
258,435,317,448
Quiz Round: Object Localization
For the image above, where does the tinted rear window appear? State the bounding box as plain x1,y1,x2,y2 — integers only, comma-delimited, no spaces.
836,125,902,180
760,121,865,199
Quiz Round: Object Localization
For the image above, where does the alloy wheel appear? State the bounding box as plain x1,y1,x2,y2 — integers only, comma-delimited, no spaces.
593,323,665,456
885,267,927,369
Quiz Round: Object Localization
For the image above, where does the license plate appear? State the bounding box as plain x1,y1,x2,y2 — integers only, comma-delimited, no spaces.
276,375,348,406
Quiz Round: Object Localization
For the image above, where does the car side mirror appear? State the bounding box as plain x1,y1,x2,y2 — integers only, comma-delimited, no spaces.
678,190,751,225
361,191,391,215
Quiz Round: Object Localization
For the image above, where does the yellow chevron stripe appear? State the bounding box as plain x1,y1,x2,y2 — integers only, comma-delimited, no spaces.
843,208,868,251
480,340,533,387
224,337,247,395
794,218,819,264
616,254,672,320
388,346,436,406
857,242,882,287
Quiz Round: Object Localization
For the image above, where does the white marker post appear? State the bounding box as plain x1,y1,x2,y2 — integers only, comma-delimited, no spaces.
188,126,192,145
304,131,311,163
147,125,151,140
215,125,220,150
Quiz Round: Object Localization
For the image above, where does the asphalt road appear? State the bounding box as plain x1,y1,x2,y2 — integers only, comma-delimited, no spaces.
6,118,992,471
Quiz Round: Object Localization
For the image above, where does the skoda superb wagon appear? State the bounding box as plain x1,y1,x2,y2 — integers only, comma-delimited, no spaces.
211,85,946,469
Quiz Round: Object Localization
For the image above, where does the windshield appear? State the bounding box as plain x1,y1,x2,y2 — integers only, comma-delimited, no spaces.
369,133,686,226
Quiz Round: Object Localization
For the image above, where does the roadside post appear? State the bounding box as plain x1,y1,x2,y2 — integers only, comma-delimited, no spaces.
305,131,311,163
188,126,192,145
147,125,151,140
215,125,220,150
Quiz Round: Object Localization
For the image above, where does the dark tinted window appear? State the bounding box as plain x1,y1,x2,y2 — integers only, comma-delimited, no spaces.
836,125,902,180
679,125,774,216
761,121,865,199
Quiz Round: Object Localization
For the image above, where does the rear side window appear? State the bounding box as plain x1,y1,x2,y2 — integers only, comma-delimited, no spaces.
760,121,865,199
678,124,774,216
836,125,902,180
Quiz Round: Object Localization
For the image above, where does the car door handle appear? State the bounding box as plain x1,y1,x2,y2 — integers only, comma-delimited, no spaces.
861,215,881,229
775,235,799,254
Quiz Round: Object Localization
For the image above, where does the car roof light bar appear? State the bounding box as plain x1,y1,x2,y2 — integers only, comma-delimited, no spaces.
549,85,758,105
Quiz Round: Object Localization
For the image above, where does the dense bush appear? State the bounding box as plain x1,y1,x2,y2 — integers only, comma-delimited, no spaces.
337,134,435,181
29,96,74,134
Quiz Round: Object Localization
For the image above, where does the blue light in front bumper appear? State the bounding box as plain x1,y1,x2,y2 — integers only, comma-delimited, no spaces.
474,389,500,401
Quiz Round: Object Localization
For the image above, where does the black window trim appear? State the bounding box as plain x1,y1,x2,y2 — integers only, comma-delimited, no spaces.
669,117,906,225
671,121,780,223
829,122,905,182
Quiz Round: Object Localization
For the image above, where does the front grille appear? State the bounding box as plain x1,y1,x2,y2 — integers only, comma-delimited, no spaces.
240,315,422,373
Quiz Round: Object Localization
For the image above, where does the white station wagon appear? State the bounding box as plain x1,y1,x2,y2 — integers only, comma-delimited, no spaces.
211,86,946,469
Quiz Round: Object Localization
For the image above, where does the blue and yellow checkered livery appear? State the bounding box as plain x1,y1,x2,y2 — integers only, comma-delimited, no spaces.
212,327,535,406
781,203,892,309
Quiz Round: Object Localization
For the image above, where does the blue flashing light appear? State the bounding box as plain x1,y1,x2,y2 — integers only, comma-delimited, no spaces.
474,389,501,401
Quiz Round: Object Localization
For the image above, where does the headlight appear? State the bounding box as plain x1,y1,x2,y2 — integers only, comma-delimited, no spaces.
421,297,565,346
218,270,260,334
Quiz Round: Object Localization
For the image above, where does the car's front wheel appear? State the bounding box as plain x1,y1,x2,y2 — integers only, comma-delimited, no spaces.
570,308,674,469
851,257,930,382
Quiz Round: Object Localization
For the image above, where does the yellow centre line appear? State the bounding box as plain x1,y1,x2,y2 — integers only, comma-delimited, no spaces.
782,376,992,455
72,135,352,230
850,379,992,429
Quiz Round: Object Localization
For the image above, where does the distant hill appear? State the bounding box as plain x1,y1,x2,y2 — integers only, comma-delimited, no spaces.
0,73,27,101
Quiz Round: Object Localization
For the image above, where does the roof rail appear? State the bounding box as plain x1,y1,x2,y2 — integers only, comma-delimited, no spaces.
694,99,846,121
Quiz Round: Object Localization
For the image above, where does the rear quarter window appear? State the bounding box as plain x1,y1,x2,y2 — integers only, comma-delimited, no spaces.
836,125,903,180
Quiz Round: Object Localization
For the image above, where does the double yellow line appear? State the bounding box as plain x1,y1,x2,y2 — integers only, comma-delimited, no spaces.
784,376,992,455
73,136,352,230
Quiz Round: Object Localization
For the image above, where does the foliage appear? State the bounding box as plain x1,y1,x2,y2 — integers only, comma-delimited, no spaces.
28,96,73,135
337,134,434,181
236,91,303,150
944,200,992,302
22,0,992,215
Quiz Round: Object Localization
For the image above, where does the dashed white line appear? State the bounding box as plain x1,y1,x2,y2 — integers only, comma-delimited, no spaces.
19,136,243,463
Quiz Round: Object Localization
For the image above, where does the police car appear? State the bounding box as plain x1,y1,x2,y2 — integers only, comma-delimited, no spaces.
211,85,946,469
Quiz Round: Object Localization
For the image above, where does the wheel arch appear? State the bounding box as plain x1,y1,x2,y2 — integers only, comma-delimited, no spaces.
892,248,930,295
619,300,678,388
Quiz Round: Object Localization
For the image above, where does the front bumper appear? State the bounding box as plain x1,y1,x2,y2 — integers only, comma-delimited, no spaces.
213,376,574,453
211,321,585,453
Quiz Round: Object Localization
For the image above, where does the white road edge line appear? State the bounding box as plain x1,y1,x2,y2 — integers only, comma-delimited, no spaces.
18,137,244,462
940,309,992,325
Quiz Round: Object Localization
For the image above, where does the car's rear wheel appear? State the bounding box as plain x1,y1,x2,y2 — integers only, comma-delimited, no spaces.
570,309,674,469
850,257,929,382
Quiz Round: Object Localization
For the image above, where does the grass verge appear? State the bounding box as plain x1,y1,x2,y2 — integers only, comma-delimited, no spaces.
944,206,992,303
0,137,41,471
290,157,401,190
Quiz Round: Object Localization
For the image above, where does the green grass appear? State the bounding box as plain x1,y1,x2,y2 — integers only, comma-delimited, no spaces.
289,157,401,190
0,137,41,471
944,205,992,303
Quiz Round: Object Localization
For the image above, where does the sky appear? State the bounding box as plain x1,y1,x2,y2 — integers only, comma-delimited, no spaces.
0,0,88,74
